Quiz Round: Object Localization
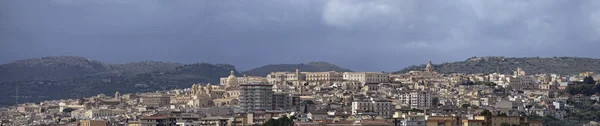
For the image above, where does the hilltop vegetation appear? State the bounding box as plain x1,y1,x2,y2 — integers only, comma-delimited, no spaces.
110,61,183,76
0,56,239,106
0,56,184,82
396,57,600,75
0,56,112,82
244,62,352,76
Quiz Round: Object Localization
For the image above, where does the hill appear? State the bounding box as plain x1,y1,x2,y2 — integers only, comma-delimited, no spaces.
0,56,112,82
244,62,352,76
0,63,240,106
395,56,600,75
0,56,184,82
110,61,183,76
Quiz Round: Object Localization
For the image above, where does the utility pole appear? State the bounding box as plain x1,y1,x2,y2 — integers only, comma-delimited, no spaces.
15,84,19,105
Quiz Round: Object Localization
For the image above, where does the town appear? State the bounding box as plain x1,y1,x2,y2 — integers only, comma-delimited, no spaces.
1,60,597,126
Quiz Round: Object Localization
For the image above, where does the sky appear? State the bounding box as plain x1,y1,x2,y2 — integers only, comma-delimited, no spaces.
1,0,600,71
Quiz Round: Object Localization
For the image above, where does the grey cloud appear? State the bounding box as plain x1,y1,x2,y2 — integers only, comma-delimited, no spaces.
1,0,600,71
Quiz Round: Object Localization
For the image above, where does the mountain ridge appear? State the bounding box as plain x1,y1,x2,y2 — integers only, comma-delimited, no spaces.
395,56,600,75
0,56,185,82
243,61,352,76
0,61,240,107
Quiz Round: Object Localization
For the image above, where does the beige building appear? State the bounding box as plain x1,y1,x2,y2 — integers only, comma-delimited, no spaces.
140,94,171,107
507,76,536,90
18,105,42,113
170,95,193,105
80,120,108,126
84,109,126,118
425,60,435,72
343,72,389,84
426,116,460,126
305,71,343,82
461,116,543,126
266,68,306,84
220,73,267,87
213,98,239,107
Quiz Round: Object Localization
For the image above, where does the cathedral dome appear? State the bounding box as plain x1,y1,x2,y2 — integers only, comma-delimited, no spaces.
425,60,434,72
227,70,238,86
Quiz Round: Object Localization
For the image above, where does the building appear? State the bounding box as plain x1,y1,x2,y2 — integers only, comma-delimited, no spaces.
84,109,126,118
397,91,433,109
507,76,536,90
239,83,274,113
246,110,288,125
170,96,193,105
220,71,268,88
462,119,485,126
351,98,393,118
272,93,291,110
460,116,543,126
305,71,343,82
426,116,460,126
425,60,435,72
266,68,306,84
399,114,426,126
141,116,176,126
17,105,42,113
140,94,171,107
127,121,141,126
224,71,239,88
80,120,107,126
514,67,526,77
213,98,239,107
343,72,389,84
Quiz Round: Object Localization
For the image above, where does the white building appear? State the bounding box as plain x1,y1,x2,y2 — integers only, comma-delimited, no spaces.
220,76,267,85
397,91,433,109
343,72,389,84
399,114,426,126
266,68,305,84
351,98,393,118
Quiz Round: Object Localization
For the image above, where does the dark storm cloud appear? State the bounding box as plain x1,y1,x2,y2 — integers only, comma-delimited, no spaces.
1,0,600,71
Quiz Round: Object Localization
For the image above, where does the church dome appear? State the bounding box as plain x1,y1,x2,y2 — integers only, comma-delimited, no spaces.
227,70,238,86
425,60,434,72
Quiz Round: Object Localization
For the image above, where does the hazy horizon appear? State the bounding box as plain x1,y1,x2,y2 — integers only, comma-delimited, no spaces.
2,0,600,71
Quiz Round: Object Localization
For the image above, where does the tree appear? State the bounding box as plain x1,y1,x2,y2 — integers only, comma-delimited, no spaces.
584,76,596,84
263,119,277,126
263,116,294,126
461,104,471,109
498,113,508,116
480,109,493,116
500,123,511,126
431,97,439,107
62,108,75,113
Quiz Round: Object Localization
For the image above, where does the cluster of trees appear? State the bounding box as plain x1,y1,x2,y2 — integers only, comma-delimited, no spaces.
528,115,584,126
263,116,296,126
566,76,598,96
479,109,507,116
462,81,497,86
